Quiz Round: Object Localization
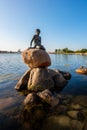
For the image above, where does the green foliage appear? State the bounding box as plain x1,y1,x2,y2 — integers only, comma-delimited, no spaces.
80,48,87,53
55,48,74,53
63,48,69,53
55,48,87,54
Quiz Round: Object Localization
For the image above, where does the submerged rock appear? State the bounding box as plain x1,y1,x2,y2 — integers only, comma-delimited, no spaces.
67,110,79,119
71,120,83,130
42,115,71,130
70,103,82,110
55,105,68,114
72,96,87,107
83,120,87,130
22,49,51,68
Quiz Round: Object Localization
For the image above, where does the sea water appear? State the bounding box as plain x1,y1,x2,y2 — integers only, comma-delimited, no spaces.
0,53,87,98
0,53,87,129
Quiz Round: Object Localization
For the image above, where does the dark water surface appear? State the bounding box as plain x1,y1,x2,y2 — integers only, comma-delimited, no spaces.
0,53,87,129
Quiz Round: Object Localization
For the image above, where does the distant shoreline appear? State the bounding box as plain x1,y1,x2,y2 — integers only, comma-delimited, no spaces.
48,52,87,55
0,51,21,54
0,50,87,56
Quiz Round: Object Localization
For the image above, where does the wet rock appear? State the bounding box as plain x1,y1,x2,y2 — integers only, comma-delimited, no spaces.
67,110,79,119
28,68,68,92
62,98,72,105
28,68,54,92
83,119,87,130
42,115,71,130
44,69,68,91
72,96,87,107
55,69,71,80
15,69,30,91
81,108,87,118
67,110,85,121
24,93,42,106
70,103,82,110
71,120,83,130
21,109,46,130
15,68,69,93
37,89,59,107
22,49,51,68
55,105,68,114
52,73,68,92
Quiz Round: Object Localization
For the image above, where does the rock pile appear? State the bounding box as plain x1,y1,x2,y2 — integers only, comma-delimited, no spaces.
15,48,71,107
15,48,71,94
15,48,72,129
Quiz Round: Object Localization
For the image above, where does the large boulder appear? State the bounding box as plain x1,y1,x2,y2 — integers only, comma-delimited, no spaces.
28,68,54,92
46,69,68,92
22,49,51,68
15,68,69,92
28,68,67,92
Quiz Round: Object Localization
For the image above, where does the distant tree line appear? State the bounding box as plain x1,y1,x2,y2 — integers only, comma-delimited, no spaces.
55,48,87,54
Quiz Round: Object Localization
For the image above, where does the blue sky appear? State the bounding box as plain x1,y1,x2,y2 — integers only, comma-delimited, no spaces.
0,0,87,51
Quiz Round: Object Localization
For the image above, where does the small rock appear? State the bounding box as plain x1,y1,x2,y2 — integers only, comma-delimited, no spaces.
24,93,41,106
67,110,79,119
72,96,87,107
67,110,85,121
70,103,82,110
42,115,71,130
62,98,72,105
71,120,83,130
37,89,59,107
55,105,68,114
81,108,87,118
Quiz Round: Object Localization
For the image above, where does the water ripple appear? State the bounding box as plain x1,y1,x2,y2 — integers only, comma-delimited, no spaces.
0,53,87,96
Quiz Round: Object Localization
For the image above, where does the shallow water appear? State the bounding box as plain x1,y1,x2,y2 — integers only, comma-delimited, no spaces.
0,53,87,130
